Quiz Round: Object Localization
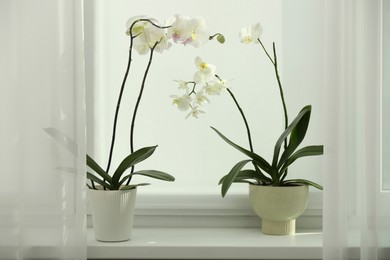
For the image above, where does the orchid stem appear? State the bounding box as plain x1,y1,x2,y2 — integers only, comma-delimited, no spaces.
258,39,288,150
226,88,254,153
272,42,288,135
126,42,158,185
105,35,134,175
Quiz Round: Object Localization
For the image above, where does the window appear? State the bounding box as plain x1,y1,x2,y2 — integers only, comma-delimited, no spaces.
84,0,324,228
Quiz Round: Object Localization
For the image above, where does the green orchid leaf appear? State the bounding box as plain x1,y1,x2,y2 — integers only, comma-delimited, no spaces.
219,169,258,185
279,145,324,174
282,178,323,190
118,173,132,187
131,170,175,182
211,127,272,173
87,172,112,190
272,105,311,168
86,154,112,183
278,106,312,170
231,179,255,184
112,146,158,186
118,170,174,187
221,159,252,197
44,127,78,156
120,183,151,190
252,163,273,183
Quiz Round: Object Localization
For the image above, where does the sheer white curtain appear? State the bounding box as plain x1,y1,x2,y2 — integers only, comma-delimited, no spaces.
323,0,390,259
0,0,86,259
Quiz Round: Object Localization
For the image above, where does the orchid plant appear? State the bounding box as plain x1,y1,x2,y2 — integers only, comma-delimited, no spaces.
85,15,224,190
172,23,323,197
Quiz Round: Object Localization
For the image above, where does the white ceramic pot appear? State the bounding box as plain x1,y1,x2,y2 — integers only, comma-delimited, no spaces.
88,187,137,242
249,184,308,235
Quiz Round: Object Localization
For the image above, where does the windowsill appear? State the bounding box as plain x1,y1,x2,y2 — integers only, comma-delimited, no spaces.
87,227,323,259
87,193,324,259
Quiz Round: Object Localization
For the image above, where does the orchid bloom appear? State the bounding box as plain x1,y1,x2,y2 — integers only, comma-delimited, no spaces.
194,90,209,105
137,23,171,54
170,15,210,48
171,94,192,111
205,79,228,95
174,80,190,92
186,106,205,119
193,56,216,83
125,16,148,36
126,16,171,55
239,23,263,44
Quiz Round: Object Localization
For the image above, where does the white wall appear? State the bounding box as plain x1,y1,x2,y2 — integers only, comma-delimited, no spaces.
84,0,324,196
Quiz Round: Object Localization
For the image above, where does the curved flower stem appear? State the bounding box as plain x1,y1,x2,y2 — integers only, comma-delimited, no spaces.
126,42,159,185
188,82,197,95
226,88,254,153
258,39,275,66
209,33,223,41
271,43,289,179
258,39,289,181
105,35,134,174
272,42,288,136
258,39,288,149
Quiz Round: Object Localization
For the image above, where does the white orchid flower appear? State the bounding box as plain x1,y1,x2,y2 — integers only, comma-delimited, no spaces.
170,15,210,47
139,24,171,54
194,90,210,105
146,25,172,53
171,94,192,111
205,79,228,95
185,17,209,47
133,38,151,55
169,14,189,43
239,23,263,44
174,80,190,92
185,106,205,119
125,15,148,36
193,56,216,83
126,16,171,55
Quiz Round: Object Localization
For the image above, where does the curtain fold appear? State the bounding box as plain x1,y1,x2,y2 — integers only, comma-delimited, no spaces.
0,0,87,259
323,0,390,259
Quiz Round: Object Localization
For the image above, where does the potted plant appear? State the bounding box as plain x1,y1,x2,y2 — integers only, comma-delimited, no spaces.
171,23,323,235
88,15,226,242
46,14,224,242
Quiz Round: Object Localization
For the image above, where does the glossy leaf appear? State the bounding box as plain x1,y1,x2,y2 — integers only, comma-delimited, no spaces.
87,172,112,190
252,163,273,183
112,146,157,186
279,145,324,174
272,105,311,168
282,178,323,190
131,170,175,181
219,169,258,184
86,154,112,183
278,106,312,169
120,183,151,190
211,127,272,173
221,160,252,197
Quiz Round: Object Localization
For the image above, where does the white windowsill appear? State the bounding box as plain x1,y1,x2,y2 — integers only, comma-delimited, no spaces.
87,193,325,259
87,228,323,260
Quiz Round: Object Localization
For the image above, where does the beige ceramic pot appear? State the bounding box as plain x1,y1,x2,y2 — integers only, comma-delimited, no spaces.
249,184,308,235
88,187,137,242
